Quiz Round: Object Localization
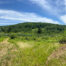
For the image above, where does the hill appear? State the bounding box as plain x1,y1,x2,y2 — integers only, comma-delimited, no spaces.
0,22,66,66
0,22,66,34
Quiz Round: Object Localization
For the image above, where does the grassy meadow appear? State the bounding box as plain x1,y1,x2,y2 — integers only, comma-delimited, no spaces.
0,23,66,66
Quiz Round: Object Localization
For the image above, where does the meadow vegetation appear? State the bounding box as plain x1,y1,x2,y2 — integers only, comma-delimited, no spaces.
0,22,66,66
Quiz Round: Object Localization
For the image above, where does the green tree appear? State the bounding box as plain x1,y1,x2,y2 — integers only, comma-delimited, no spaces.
37,27,42,34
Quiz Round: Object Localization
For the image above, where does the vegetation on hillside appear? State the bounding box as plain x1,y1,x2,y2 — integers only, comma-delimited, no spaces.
0,22,66,66
0,22,65,34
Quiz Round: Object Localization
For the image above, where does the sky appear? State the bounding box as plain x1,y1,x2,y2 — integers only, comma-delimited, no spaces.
0,0,66,26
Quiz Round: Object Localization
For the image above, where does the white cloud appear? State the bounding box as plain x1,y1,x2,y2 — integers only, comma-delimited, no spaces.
30,0,66,16
0,23,12,26
30,0,50,10
0,9,60,25
30,0,66,24
30,0,51,12
60,15,66,24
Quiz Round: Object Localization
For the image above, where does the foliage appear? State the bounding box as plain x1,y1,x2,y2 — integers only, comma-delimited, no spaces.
0,22,65,34
9,34,16,39
59,36,66,44
37,27,42,34
0,22,66,66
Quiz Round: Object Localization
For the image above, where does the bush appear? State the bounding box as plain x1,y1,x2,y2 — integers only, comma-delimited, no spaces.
59,37,66,44
9,34,16,39
37,28,42,34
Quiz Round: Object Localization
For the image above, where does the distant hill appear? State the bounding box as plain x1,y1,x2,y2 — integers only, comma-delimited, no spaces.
0,22,66,34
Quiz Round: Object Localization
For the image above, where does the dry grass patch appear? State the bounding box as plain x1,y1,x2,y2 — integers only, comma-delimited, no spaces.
46,44,66,64
17,42,33,48
0,38,18,66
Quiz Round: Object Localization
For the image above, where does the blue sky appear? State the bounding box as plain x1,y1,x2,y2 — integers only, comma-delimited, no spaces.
0,0,66,26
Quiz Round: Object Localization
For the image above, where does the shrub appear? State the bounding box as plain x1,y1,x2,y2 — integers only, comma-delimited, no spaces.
37,27,42,34
25,37,29,40
9,34,16,39
59,37,66,44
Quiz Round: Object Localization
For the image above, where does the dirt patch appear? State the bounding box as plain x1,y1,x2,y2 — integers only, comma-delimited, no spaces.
0,38,18,66
0,39,9,58
46,45,66,64
0,48,7,58
17,42,32,48
0,38,16,59
0,38,9,44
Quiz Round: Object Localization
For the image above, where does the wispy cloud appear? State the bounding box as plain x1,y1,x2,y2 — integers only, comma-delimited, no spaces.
17,0,21,1
30,0,66,16
0,9,60,25
60,15,66,24
0,0,19,4
29,0,66,24
0,0,10,4
64,0,66,5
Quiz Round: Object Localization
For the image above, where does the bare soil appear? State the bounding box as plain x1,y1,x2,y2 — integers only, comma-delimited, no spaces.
46,44,66,64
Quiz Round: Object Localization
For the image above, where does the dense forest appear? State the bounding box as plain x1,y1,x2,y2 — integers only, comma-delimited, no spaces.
0,22,66,34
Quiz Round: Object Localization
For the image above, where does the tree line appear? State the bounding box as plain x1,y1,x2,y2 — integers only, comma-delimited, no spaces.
0,22,66,34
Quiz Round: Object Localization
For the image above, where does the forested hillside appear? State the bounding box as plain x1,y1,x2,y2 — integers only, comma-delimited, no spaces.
0,22,66,34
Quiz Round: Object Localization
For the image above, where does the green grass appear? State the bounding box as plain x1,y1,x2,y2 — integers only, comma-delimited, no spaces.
0,36,66,66
7,37,60,66
0,37,5,42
